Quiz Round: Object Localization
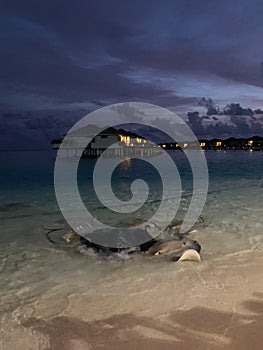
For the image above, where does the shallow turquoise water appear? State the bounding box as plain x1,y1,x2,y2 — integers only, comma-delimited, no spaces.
0,149,262,241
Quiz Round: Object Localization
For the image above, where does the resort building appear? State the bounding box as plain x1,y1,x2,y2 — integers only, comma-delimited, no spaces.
51,126,162,158
158,136,263,151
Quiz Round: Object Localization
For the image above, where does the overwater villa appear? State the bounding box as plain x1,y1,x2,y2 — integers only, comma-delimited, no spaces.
160,136,263,151
51,126,162,158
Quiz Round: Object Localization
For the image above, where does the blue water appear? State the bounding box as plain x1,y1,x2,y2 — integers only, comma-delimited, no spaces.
1,149,262,223
0,149,263,331
0,148,262,255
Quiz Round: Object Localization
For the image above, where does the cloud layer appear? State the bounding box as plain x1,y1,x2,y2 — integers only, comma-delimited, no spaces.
0,0,263,147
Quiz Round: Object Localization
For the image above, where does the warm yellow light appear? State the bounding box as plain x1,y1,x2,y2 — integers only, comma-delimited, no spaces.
183,143,188,148
200,142,206,147
216,141,222,147
248,140,253,146
136,137,142,143
162,144,166,148
119,135,131,146
176,143,179,148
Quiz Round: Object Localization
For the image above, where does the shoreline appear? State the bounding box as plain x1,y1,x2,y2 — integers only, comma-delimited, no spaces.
0,248,263,349
1,151,263,349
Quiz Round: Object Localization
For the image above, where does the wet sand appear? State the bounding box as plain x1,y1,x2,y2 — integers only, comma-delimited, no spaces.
20,299,263,350
1,248,263,350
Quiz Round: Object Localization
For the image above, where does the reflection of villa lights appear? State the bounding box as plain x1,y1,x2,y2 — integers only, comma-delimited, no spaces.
130,143,134,146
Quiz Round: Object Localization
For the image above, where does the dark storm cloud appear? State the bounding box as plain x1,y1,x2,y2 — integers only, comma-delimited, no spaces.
0,0,263,148
0,13,169,104
0,110,78,149
1,0,263,110
0,2,174,111
187,112,263,139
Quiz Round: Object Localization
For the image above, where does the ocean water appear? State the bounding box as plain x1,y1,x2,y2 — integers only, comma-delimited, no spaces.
0,149,263,325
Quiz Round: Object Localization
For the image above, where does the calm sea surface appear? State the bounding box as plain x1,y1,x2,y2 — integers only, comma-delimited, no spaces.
1,149,262,240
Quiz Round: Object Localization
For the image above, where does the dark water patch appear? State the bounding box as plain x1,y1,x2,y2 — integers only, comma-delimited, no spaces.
0,202,33,212
0,213,36,220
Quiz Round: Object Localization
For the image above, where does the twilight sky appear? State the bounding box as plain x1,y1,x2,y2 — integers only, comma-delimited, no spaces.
0,0,263,148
